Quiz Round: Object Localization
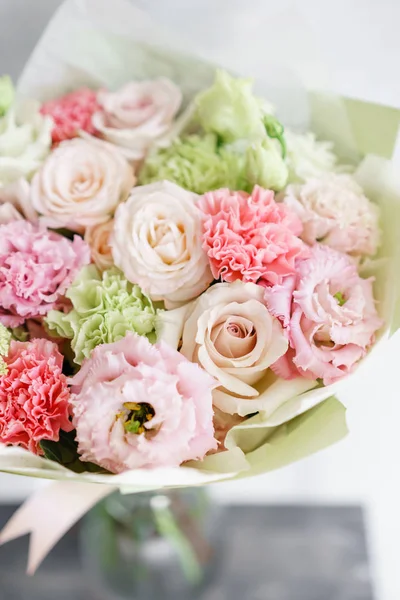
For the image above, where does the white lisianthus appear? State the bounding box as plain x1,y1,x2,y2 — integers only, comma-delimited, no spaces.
111,180,213,307
282,174,381,257
285,129,341,183
0,100,52,186
158,281,289,416
31,138,135,232
93,78,182,163
0,178,37,223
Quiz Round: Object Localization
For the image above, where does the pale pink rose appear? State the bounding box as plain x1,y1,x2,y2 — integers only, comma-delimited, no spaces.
0,220,90,327
94,79,182,162
0,178,37,223
84,219,114,271
112,181,213,307
199,185,309,286
70,332,217,473
0,338,72,455
41,88,100,144
282,174,380,257
31,138,135,232
265,245,383,385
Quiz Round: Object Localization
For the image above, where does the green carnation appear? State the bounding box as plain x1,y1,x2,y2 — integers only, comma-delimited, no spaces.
195,70,266,144
0,323,11,376
45,266,157,365
138,134,247,194
0,75,14,118
245,139,288,192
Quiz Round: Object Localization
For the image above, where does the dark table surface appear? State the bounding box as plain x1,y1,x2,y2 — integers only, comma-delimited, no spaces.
0,504,374,600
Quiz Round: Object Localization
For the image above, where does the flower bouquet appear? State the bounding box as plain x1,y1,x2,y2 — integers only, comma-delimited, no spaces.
1,0,400,574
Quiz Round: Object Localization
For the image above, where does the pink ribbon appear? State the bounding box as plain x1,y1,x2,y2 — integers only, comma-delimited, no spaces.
0,481,115,574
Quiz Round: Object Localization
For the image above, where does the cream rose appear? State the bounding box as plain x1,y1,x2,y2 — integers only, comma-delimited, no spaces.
93,78,182,162
282,174,380,257
0,100,52,186
159,281,289,416
112,180,212,307
31,138,135,231
84,219,114,271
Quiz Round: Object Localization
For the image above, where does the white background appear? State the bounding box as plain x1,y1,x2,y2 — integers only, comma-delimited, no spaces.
0,0,400,598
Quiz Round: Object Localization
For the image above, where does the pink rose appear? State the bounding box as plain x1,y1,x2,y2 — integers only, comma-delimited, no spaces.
282,175,381,257
84,219,114,271
70,333,217,473
0,338,72,454
31,138,135,232
265,245,383,385
0,220,90,327
94,79,182,162
41,88,100,144
199,185,309,286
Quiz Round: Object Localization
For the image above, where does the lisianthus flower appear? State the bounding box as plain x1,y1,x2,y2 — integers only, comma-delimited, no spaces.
0,178,37,224
40,88,100,143
112,180,213,307
138,134,247,194
0,220,90,327
70,332,217,473
0,100,52,186
0,323,10,375
93,78,182,162
265,245,383,385
199,185,308,286
285,130,339,183
31,138,135,232
195,70,268,144
0,338,72,454
282,174,381,257
46,265,157,365
0,75,14,117
158,281,288,416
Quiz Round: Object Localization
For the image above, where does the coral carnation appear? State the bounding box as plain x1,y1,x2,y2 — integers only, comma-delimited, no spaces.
41,88,100,144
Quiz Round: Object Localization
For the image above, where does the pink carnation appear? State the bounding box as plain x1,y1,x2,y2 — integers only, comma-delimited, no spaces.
41,88,100,144
265,245,383,385
199,185,309,286
70,332,218,473
0,220,90,327
0,339,72,454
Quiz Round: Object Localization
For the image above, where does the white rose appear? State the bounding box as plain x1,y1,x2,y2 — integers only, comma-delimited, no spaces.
93,78,182,163
112,180,212,307
282,174,381,257
0,178,37,223
158,281,289,416
0,100,52,186
31,138,135,232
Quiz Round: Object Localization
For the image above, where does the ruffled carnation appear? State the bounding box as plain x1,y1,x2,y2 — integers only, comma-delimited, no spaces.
46,265,157,364
265,245,383,385
138,134,247,194
41,88,100,144
70,332,217,473
0,338,72,454
0,220,90,327
285,130,340,183
282,174,381,257
199,185,309,286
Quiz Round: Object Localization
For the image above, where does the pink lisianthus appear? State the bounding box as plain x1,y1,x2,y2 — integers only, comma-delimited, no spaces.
70,332,218,473
0,220,90,327
199,185,309,286
265,245,383,385
0,339,72,454
41,88,100,144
